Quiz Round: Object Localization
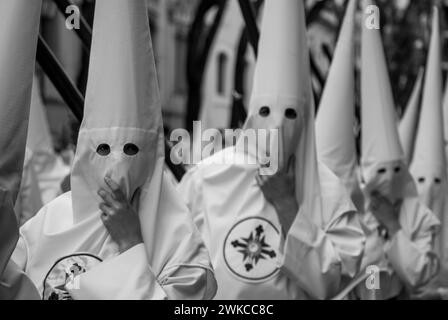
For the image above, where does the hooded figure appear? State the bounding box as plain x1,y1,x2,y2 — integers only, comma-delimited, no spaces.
0,0,41,300
316,0,363,210
26,76,70,204
178,0,365,300
399,69,424,165
9,0,216,300
411,7,448,295
355,1,439,300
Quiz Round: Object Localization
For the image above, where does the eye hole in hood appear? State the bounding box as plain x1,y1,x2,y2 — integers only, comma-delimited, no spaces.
96,144,111,156
285,108,297,120
124,143,139,156
259,106,270,117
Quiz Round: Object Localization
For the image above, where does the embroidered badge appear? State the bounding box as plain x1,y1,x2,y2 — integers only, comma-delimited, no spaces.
42,253,102,300
223,217,280,283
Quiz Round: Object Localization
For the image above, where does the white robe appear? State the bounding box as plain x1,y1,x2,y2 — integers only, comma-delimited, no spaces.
178,147,365,300
352,198,440,299
10,173,216,300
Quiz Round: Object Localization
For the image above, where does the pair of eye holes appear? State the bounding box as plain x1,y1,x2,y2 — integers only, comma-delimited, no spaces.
376,167,442,184
259,106,298,120
418,177,442,184
360,167,402,184
96,143,139,156
377,167,401,175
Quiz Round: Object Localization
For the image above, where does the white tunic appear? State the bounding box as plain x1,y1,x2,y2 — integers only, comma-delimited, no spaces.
352,198,440,299
10,175,216,300
178,147,365,300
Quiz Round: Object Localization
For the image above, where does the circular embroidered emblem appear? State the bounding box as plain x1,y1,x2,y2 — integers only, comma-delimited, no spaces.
42,253,102,300
223,217,280,283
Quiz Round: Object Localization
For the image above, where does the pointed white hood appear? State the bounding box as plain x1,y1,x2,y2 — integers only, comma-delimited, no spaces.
239,0,349,226
399,69,424,165
410,8,448,281
316,0,358,193
360,0,416,202
0,0,41,286
71,0,164,223
410,7,446,214
69,0,212,276
0,1,42,205
443,64,448,166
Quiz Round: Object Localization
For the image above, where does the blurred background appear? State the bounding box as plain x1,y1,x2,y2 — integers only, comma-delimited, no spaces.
37,0,448,156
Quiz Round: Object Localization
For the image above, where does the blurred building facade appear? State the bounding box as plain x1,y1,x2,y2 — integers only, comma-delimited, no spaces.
36,0,448,151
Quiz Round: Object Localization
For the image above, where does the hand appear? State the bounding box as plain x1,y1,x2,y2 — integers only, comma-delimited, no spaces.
256,155,298,234
98,177,143,254
369,191,401,238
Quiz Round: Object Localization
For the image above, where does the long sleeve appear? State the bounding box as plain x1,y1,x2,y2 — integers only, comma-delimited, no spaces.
386,231,439,289
69,244,215,300
385,199,440,289
280,209,365,300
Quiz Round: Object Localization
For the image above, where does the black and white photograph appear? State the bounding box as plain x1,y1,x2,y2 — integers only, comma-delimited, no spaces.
0,0,447,312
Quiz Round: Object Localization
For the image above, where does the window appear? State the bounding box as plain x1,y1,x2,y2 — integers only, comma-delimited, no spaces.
217,52,228,96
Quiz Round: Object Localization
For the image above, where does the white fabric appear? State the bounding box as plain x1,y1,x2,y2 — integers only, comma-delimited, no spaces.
411,7,448,288
9,0,216,300
179,0,365,300
316,0,358,201
179,148,365,300
353,199,439,299
14,186,216,300
399,69,424,165
360,0,416,203
27,76,69,204
351,0,440,300
0,0,42,300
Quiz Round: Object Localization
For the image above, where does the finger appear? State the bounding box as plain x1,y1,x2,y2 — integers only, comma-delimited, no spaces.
98,189,119,207
99,203,114,217
287,155,296,178
100,212,109,224
104,177,126,201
